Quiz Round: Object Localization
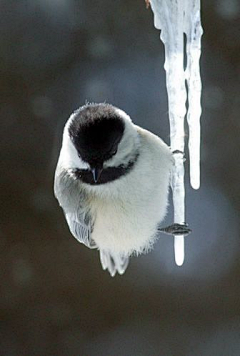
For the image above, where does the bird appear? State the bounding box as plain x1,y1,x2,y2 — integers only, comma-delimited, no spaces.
54,103,190,276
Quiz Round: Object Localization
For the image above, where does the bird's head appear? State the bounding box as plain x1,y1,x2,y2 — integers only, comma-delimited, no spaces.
62,103,139,183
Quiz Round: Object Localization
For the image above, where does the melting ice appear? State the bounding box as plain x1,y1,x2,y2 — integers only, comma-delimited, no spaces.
150,0,203,265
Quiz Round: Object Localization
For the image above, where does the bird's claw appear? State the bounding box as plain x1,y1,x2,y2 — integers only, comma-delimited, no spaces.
172,150,184,155
159,223,191,236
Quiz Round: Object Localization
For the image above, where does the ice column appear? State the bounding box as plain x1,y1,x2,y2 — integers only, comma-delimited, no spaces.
150,0,203,265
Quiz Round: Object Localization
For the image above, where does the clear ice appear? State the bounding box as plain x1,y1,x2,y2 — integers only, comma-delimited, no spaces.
150,0,203,265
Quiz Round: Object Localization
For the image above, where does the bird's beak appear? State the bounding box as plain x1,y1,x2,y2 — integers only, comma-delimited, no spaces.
91,166,103,183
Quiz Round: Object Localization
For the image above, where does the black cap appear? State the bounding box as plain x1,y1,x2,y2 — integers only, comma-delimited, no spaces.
68,103,125,168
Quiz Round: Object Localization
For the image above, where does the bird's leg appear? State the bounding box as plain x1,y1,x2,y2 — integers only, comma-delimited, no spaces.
159,223,191,236
160,150,190,236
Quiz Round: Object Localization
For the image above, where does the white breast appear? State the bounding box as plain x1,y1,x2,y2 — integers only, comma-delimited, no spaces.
88,126,173,256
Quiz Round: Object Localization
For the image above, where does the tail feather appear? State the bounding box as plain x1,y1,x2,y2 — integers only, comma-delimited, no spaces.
99,250,129,277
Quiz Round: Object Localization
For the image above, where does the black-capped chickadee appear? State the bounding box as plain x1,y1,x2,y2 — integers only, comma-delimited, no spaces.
54,103,189,276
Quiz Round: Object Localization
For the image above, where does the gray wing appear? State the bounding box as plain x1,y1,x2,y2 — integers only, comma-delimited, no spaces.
100,250,129,277
54,166,96,249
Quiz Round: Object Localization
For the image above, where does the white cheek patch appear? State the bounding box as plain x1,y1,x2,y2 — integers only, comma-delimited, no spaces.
115,108,132,124
60,128,89,170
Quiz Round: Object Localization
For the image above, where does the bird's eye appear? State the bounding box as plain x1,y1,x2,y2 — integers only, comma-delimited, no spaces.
112,149,117,155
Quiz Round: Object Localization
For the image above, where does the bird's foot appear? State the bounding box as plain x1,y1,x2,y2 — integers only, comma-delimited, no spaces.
172,150,184,155
159,223,191,236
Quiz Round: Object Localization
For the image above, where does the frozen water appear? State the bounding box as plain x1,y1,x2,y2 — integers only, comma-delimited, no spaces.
150,0,203,265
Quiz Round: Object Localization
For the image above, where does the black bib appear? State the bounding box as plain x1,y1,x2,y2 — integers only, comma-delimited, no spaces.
72,156,138,185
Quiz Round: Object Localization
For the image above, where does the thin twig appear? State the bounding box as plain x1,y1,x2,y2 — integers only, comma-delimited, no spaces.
145,0,150,9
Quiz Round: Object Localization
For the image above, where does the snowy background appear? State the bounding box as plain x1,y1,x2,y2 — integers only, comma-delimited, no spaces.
0,0,240,355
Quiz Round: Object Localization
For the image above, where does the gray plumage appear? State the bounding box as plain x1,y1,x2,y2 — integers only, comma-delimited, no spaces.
54,167,96,249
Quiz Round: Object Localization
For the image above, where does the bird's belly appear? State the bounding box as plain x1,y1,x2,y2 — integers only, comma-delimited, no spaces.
90,192,167,256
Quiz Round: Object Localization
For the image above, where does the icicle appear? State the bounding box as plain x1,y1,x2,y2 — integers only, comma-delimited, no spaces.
185,1,203,190
150,0,203,265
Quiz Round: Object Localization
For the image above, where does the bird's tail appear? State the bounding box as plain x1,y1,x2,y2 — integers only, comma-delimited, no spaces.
99,250,129,277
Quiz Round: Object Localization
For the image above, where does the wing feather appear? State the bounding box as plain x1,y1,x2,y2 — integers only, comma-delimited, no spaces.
54,167,96,249
55,166,129,275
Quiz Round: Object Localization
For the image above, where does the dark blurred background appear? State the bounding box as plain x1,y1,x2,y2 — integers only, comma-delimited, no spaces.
0,0,240,355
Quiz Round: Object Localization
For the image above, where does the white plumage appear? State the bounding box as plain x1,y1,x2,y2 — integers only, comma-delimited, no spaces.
54,104,173,276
